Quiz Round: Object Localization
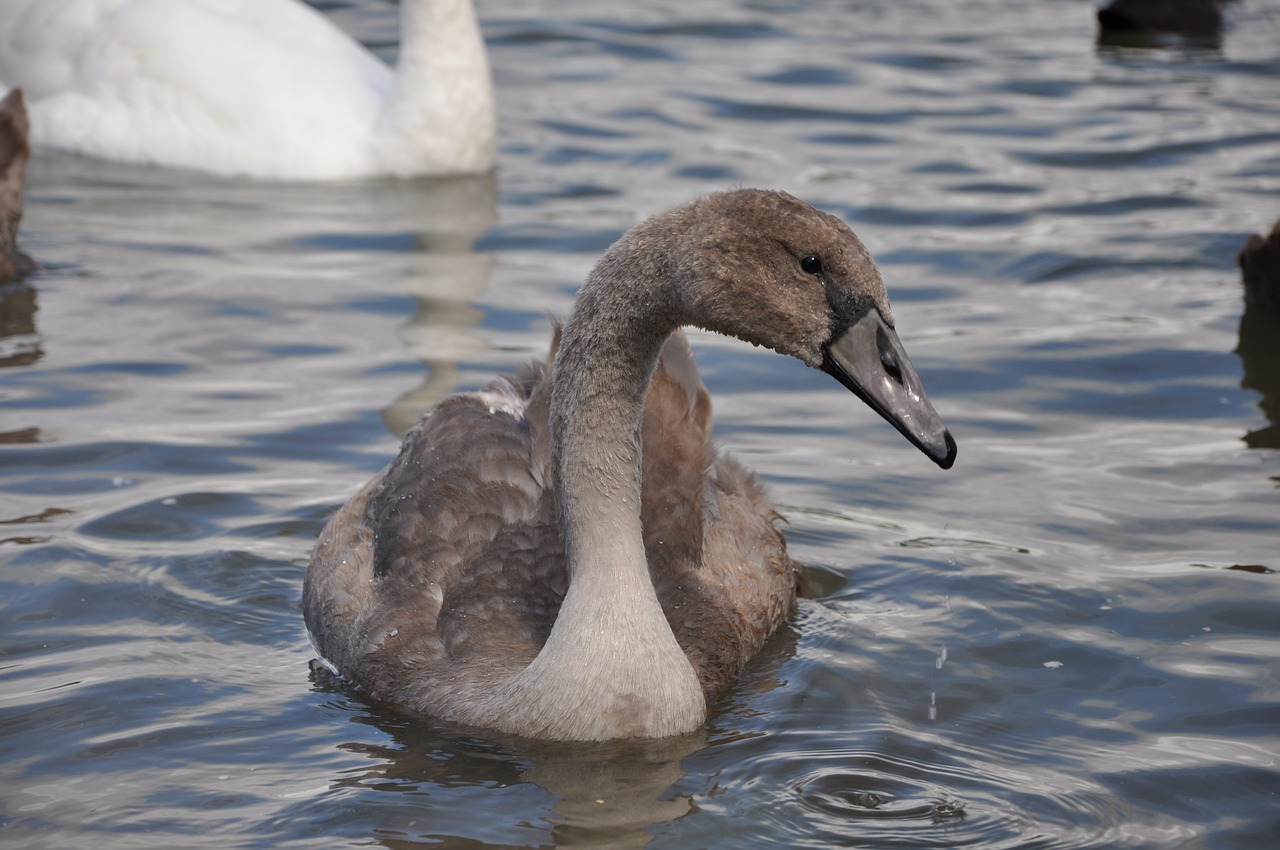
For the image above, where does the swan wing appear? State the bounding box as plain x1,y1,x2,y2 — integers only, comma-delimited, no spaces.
305,369,564,713
640,333,797,696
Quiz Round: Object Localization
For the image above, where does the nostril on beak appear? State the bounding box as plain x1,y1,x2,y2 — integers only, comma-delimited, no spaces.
881,351,903,385
878,333,904,385
875,326,905,385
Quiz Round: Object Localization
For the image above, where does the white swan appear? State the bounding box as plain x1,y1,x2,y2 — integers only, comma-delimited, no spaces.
0,0,494,180
304,190,957,741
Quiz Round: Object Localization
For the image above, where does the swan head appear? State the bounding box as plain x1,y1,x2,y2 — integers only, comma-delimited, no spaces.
659,189,957,469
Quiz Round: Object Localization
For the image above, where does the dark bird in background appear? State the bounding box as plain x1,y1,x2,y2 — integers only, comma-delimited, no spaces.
0,88,35,283
1096,0,1226,36
1235,219,1280,450
1239,220,1280,313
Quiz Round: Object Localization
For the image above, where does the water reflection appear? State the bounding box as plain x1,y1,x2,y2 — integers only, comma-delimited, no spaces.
315,667,703,849
524,738,699,849
0,273,41,444
301,577,803,848
369,176,498,437
24,151,498,447
1237,308,1280,450
0,279,38,368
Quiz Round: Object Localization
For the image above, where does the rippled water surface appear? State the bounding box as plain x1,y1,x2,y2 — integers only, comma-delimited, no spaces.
3,0,1279,847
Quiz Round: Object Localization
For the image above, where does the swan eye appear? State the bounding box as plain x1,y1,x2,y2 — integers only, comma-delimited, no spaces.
800,255,823,275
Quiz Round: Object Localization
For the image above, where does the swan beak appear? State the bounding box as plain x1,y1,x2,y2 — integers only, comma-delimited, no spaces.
822,309,957,469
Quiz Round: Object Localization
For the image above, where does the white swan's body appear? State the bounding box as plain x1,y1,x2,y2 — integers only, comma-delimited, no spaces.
0,0,494,180
305,190,957,741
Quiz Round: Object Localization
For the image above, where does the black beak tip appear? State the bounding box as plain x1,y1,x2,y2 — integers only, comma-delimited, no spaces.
935,430,957,470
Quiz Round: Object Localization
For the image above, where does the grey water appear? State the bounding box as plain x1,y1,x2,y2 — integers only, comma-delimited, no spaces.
3,0,1279,847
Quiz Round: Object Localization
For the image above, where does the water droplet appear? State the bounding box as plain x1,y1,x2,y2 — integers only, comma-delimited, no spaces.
932,799,966,821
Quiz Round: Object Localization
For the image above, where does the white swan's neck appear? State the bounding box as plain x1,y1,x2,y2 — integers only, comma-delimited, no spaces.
490,244,707,740
376,0,495,175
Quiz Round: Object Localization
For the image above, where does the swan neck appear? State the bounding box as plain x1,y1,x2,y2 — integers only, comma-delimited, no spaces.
380,0,495,174
396,0,483,65
485,253,706,740
550,235,694,587
556,314,667,578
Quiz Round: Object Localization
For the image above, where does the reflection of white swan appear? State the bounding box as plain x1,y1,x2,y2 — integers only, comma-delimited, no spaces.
0,0,494,180
305,190,957,741
376,174,498,437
